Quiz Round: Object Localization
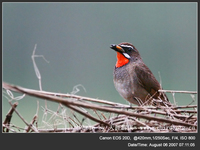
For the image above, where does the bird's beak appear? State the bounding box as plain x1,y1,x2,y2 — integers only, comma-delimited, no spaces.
110,44,125,53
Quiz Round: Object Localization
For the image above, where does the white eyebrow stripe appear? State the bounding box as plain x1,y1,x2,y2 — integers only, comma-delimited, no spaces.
120,45,133,49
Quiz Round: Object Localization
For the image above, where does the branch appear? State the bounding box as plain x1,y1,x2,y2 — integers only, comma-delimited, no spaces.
158,89,197,94
3,82,123,106
3,102,18,132
2,82,197,129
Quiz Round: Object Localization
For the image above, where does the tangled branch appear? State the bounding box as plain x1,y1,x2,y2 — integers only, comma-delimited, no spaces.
2,82,197,133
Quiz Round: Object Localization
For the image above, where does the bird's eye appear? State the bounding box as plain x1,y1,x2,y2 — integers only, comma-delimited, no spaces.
127,47,132,51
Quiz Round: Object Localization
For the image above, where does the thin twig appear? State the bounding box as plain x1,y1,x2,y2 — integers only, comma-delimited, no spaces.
26,115,38,132
37,126,104,133
67,104,109,126
2,124,17,133
133,117,157,132
158,90,197,94
3,102,18,132
8,101,39,133
31,44,49,109
173,105,197,109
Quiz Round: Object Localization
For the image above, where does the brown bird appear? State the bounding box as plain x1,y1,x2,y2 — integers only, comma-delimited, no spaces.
110,42,170,106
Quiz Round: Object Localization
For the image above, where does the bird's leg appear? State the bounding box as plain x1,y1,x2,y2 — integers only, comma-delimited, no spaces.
128,102,132,109
129,102,132,107
134,97,143,106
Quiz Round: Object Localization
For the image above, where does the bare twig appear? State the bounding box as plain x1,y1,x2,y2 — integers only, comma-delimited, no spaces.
31,44,49,91
2,82,197,128
31,44,49,110
3,102,18,132
2,124,17,133
8,101,39,133
3,82,126,107
173,105,197,109
133,117,157,132
66,105,109,126
37,126,104,133
158,90,197,94
3,82,197,133
25,115,38,132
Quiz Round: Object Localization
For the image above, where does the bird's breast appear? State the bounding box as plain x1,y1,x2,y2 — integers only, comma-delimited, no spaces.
113,65,149,104
113,66,134,100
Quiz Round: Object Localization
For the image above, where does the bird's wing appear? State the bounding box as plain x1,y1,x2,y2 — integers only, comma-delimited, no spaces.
135,63,161,97
135,63,170,105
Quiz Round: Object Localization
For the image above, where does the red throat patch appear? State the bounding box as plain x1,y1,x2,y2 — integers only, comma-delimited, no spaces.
116,52,129,68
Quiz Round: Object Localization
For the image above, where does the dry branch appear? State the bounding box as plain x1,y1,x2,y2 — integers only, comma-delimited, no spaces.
2,82,197,133
158,89,197,94
3,102,18,132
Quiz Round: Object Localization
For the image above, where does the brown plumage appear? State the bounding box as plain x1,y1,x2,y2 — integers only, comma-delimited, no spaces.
110,42,170,106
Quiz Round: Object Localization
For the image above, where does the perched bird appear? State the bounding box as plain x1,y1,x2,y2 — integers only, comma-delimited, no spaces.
110,42,170,106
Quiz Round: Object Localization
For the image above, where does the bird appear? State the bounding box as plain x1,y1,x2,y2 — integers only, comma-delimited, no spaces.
110,42,171,106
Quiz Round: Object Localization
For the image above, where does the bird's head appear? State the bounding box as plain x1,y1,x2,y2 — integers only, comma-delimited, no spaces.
110,42,141,67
